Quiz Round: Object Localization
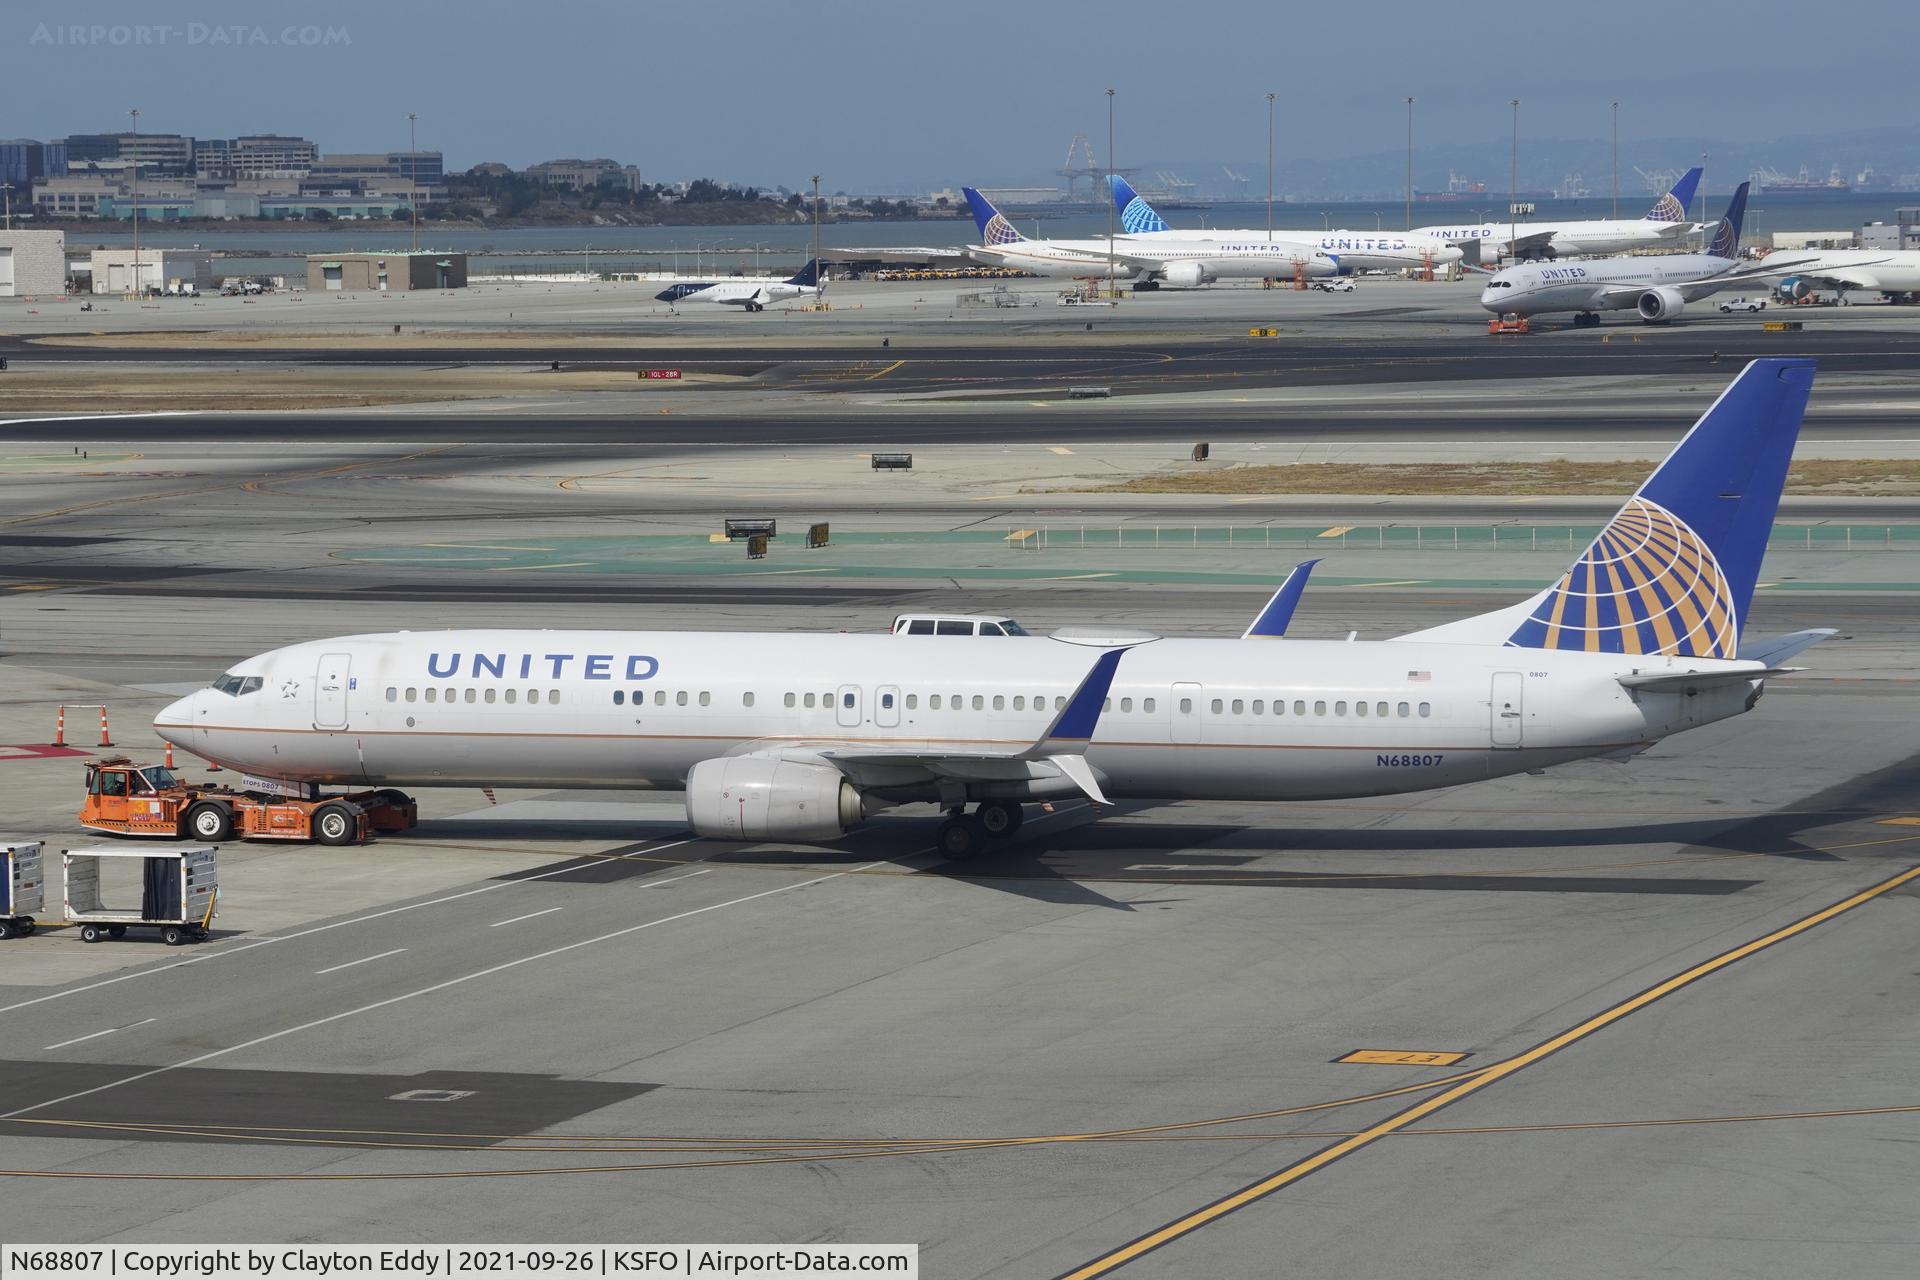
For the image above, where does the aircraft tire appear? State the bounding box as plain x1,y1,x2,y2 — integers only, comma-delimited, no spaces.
976,801,1024,838
937,816,986,860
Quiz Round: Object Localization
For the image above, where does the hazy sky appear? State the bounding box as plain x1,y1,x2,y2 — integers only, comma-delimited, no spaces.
9,0,1913,191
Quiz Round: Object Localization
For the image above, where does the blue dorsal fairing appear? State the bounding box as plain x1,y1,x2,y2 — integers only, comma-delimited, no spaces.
1506,359,1816,659
1706,182,1749,259
962,187,1025,246
1647,166,1703,222
1109,174,1169,234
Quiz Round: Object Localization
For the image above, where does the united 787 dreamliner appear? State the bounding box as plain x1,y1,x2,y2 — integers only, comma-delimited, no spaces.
157,361,1830,859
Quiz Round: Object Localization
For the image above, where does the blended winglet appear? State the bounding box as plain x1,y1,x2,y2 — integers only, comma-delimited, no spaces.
1028,645,1130,754
1243,560,1321,638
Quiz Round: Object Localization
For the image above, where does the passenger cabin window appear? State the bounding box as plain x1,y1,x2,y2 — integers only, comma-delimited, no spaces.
908,619,935,635
485,689,496,704
1179,698,1192,714
1295,700,1306,716
938,621,972,636
1313,700,1326,716
1210,699,1223,714
1377,701,1389,718
992,695,1005,711
614,690,625,705
905,694,917,709
699,692,711,707
804,693,816,708
405,688,417,703
971,695,984,710
1398,701,1410,717
929,695,942,710
1356,701,1368,717
1336,701,1348,716
465,689,477,704
425,688,438,703
784,693,796,708
743,692,754,708
676,691,688,707
1252,700,1263,714
386,687,397,702
505,689,516,704
1419,702,1432,717
1143,698,1155,713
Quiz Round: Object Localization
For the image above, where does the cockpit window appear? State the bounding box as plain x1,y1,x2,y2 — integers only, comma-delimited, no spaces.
211,674,264,696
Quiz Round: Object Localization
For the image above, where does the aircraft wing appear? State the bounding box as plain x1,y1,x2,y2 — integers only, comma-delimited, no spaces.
1504,229,1557,256
1776,265,1894,291
734,645,1135,804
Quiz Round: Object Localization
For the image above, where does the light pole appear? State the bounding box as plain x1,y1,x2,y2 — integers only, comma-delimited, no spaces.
1405,96,1415,230
1509,98,1520,264
1266,92,1276,242
1700,151,1711,241
1610,101,1619,219
810,174,821,301
128,107,140,297
408,112,419,253
1106,88,1116,293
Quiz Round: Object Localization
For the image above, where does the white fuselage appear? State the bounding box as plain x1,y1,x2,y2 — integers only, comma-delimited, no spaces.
1131,228,1462,272
1481,254,1737,317
1770,249,1920,296
661,280,819,308
1417,218,1694,260
155,630,1759,804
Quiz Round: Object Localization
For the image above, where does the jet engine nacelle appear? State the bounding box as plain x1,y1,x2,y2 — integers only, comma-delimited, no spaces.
685,757,864,842
1776,275,1812,301
1162,261,1212,288
1636,287,1686,323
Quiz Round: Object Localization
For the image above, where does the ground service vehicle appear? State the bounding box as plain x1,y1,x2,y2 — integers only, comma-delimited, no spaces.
79,758,417,846
1720,296,1767,313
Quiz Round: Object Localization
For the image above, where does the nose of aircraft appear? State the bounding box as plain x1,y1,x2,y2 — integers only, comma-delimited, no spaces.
1479,282,1505,310
154,690,200,744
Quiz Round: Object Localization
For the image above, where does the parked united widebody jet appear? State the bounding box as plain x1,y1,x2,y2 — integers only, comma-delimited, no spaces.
1480,183,1804,324
655,259,824,311
1109,177,1462,274
157,360,1829,860
1769,249,1917,303
960,188,1340,284
1419,166,1705,262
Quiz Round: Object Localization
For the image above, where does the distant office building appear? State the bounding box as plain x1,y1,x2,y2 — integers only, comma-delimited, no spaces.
0,139,68,189
90,248,214,295
306,152,443,202
194,134,318,181
524,158,642,191
1862,213,1920,251
33,175,118,217
264,195,411,220
465,161,514,179
307,251,467,291
0,230,67,297
62,133,121,166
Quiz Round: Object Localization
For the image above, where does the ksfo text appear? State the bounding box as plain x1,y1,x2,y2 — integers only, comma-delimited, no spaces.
1,1246,916,1279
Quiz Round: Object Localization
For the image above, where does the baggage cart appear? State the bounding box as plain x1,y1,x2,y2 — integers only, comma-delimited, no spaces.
64,844,217,946
1,841,44,939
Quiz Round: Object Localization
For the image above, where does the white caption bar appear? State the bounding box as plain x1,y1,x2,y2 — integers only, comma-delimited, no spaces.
1,1246,918,1280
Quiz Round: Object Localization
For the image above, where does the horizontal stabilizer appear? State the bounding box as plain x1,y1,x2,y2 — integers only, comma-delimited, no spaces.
1618,663,1777,692
1737,627,1836,666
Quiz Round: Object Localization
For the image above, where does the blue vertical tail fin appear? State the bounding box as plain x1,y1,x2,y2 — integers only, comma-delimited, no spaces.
1396,360,1818,659
1109,175,1169,233
1706,181,1749,259
962,187,1025,245
1646,166,1703,222
786,258,823,287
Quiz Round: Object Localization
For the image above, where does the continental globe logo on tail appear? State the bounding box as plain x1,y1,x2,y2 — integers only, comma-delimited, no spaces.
1119,197,1169,234
981,213,1024,247
1648,190,1686,223
1506,497,1738,658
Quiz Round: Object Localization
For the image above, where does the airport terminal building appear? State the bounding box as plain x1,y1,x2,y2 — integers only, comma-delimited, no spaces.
0,229,66,296
306,251,468,291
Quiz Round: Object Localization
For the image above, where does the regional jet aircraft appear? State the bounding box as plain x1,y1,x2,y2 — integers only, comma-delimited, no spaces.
655,259,824,311
1480,183,1811,324
157,360,1829,859
1419,166,1705,262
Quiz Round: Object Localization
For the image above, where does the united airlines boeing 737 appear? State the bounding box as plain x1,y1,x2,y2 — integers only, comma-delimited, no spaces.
156,360,1827,859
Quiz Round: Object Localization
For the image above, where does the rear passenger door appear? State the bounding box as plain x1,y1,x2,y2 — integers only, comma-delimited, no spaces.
836,684,862,729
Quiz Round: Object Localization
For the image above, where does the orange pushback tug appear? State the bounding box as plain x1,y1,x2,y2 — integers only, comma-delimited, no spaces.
79,758,418,846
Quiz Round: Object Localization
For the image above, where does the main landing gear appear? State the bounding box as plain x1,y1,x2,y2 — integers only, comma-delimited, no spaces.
1572,311,1602,327
937,801,1026,860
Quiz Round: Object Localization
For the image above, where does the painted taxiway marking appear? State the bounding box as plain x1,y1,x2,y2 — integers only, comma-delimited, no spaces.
1336,1050,1470,1067
1049,446,1075,455
315,948,408,976
422,543,557,552
1059,861,1920,1280
490,907,563,928
1,861,886,1122
1878,816,1920,826
42,1019,154,1053
488,560,597,572
1036,573,1119,582
0,836,706,1018
1316,525,1356,538
864,359,905,381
